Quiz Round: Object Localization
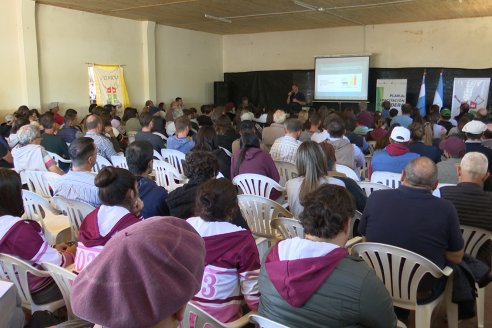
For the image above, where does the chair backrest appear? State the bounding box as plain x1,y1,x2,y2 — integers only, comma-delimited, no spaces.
42,262,77,319
348,210,362,239
233,173,285,198
271,218,304,239
460,225,492,258
91,155,112,173
181,302,225,328
0,253,51,310
249,314,289,328
153,149,164,160
219,146,232,157
237,194,293,239
110,155,128,169
274,161,298,185
335,164,361,181
22,170,61,198
153,159,186,192
161,149,186,174
357,181,391,197
22,190,61,233
367,140,377,155
46,151,72,167
52,196,95,240
352,242,451,309
370,171,402,188
152,131,167,141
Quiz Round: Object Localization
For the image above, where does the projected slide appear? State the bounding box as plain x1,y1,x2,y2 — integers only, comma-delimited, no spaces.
315,56,370,101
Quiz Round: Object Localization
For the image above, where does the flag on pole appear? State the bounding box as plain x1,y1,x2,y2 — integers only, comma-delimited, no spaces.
433,71,444,109
417,71,426,117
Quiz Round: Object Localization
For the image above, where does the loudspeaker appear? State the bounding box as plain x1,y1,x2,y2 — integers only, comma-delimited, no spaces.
214,81,231,106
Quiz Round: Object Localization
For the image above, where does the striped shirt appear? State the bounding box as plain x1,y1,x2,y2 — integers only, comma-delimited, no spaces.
85,131,117,161
53,170,100,207
269,136,302,165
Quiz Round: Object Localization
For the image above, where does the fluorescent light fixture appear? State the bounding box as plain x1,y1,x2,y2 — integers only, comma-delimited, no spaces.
293,0,324,11
204,14,232,23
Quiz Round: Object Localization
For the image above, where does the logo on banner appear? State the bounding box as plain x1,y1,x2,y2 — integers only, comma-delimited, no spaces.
452,78,490,117
92,64,130,109
376,79,407,112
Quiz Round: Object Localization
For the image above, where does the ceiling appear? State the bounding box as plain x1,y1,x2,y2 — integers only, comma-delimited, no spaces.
35,0,492,35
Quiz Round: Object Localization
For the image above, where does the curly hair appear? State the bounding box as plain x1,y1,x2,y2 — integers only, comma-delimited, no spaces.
195,178,238,221
299,184,355,239
183,151,219,184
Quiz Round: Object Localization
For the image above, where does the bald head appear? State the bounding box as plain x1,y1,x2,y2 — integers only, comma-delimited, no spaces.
85,114,102,132
403,157,438,189
459,152,489,183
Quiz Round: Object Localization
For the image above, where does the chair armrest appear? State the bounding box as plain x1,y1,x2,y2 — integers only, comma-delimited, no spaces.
224,311,257,328
442,266,453,277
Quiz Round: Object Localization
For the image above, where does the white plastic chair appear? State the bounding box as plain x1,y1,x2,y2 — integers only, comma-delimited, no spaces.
111,155,128,169
153,159,187,192
233,173,285,199
152,131,167,141
51,196,95,241
22,190,71,245
370,171,402,188
249,314,289,328
91,155,112,173
335,164,361,181
41,262,77,320
220,146,233,157
46,151,72,167
237,194,293,240
352,242,457,328
0,253,65,314
367,140,377,155
22,170,61,198
274,161,298,186
270,218,304,239
161,149,186,174
181,301,253,328
153,149,164,160
348,210,362,239
357,181,391,197
460,225,492,328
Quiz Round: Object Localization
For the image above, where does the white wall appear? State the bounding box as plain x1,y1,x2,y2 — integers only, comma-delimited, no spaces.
156,25,223,109
0,0,23,119
36,5,145,115
223,16,492,72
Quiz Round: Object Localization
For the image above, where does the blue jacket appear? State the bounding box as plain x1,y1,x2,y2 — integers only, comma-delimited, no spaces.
137,176,169,219
371,146,420,174
166,136,195,154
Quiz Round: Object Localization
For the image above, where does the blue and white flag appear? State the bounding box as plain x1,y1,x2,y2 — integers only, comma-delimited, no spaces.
433,72,444,109
417,72,426,117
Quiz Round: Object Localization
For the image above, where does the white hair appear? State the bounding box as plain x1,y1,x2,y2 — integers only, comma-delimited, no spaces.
273,110,287,124
461,152,488,178
17,124,40,146
240,111,254,122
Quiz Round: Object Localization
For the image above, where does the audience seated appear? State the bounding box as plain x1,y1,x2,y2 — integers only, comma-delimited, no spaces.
8,113,29,148
439,152,492,270
269,118,302,165
286,141,345,217
167,116,195,154
57,110,80,144
407,121,441,163
12,124,64,175
259,184,397,327
39,112,70,171
126,140,169,218
231,120,269,154
360,157,464,300
437,108,456,133
463,120,492,190
368,114,388,141
299,112,321,142
84,114,117,161
188,179,260,322
214,114,237,152
193,126,231,179
149,106,167,135
70,217,205,327
390,103,413,128
53,137,101,207
231,131,280,199
122,107,141,132
357,101,374,128
0,133,13,168
197,104,214,127
0,169,75,305
262,109,287,150
47,102,64,125
135,112,165,152
370,126,419,176
75,167,143,272
437,136,465,184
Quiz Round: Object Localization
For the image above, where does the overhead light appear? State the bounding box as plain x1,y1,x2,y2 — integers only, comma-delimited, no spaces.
293,0,324,11
204,14,232,23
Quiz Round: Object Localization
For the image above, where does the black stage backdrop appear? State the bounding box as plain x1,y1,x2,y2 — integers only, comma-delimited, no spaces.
224,68,492,112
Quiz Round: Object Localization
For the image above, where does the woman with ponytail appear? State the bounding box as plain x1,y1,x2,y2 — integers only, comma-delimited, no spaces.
230,131,280,199
187,178,260,323
75,166,143,272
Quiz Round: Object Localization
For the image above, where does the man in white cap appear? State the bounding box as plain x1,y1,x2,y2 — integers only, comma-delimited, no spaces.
462,120,492,190
370,126,420,177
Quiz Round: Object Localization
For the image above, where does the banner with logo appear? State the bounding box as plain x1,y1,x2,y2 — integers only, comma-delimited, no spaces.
451,78,490,118
93,64,130,109
375,79,407,113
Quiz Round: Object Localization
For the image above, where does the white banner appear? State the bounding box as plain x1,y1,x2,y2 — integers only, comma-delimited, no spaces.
451,78,490,118
375,79,407,113
93,65,130,109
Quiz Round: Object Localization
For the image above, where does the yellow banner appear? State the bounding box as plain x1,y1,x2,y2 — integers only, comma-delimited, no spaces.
93,64,130,109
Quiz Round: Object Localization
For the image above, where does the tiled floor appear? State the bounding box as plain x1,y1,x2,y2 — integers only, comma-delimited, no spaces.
401,283,492,328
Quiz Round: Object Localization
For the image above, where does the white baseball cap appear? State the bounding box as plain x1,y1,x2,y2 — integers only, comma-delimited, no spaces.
390,126,411,143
